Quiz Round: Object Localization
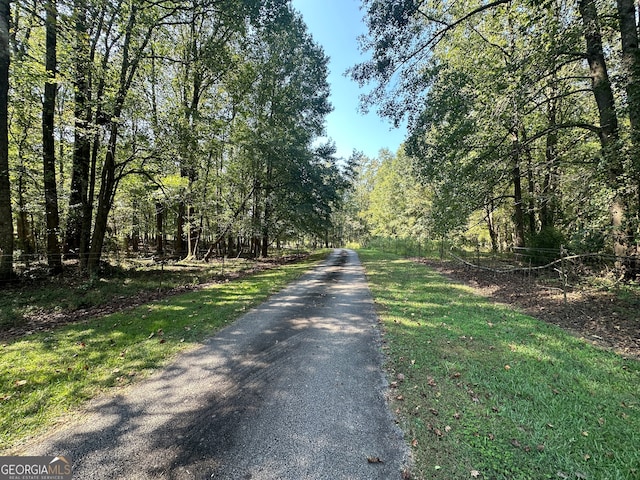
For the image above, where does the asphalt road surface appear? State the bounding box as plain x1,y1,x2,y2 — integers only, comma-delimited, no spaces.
19,249,409,479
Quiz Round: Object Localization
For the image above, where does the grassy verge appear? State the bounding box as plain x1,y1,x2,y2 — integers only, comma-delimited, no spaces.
0,250,329,451
0,254,303,329
358,249,640,480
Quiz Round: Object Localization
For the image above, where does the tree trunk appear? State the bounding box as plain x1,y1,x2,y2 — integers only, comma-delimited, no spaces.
615,0,640,258
261,191,271,258
88,123,118,273
541,96,559,229
86,3,154,273
65,0,91,260
616,0,640,142
176,203,186,255
16,169,34,257
155,202,164,255
579,0,627,259
0,0,12,281
131,199,139,253
43,0,63,275
521,127,537,236
486,202,498,252
511,131,526,248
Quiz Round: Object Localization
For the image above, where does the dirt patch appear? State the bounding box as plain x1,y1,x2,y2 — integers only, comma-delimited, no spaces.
417,258,640,359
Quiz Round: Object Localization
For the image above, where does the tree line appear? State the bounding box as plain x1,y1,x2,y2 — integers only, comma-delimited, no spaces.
350,0,640,273
0,0,352,280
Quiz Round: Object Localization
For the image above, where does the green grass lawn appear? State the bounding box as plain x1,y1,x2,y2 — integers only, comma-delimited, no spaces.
0,255,296,329
0,251,329,451
358,249,640,480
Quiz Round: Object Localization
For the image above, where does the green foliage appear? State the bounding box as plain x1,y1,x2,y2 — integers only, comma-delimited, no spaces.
4,0,345,273
525,226,566,264
530,226,565,250
351,0,640,256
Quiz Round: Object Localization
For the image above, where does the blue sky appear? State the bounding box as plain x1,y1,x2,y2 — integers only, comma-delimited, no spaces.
290,0,406,160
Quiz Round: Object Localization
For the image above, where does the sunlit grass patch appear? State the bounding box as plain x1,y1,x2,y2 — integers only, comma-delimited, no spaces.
0,250,329,451
358,248,640,480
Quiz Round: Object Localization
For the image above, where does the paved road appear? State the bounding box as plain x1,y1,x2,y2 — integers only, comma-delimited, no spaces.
20,249,409,479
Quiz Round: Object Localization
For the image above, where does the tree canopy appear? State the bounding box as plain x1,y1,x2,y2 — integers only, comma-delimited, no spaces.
0,0,352,279
350,0,640,271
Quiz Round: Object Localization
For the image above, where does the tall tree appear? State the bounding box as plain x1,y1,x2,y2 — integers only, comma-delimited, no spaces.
578,0,626,259
87,1,175,273
0,0,12,280
64,0,91,261
43,0,63,274
353,0,638,262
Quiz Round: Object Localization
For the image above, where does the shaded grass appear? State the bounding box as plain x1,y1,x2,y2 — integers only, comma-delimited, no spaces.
0,250,329,451
358,249,640,480
0,255,293,329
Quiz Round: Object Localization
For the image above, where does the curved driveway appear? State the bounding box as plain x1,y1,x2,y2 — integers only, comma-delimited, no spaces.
20,249,409,479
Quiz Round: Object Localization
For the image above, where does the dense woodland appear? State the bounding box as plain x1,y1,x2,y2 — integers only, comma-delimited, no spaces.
1,0,640,282
349,0,640,276
0,0,354,280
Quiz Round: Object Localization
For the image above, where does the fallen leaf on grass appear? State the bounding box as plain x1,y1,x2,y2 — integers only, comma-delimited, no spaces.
411,439,418,447
14,380,27,387
471,470,481,478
